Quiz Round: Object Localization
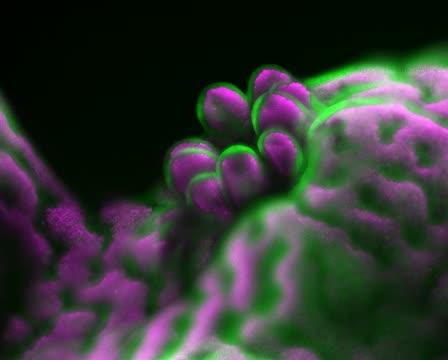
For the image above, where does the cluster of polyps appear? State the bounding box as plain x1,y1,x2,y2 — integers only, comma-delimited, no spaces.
163,66,311,223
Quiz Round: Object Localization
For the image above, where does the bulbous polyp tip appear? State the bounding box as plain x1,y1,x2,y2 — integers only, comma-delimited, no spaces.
199,85,250,138
187,174,233,221
253,93,306,136
169,140,215,159
276,82,311,107
219,146,266,208
166,148,217,195
251,67,292,101
259,130,302,178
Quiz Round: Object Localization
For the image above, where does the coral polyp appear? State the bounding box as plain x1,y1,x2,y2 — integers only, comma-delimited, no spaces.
1,50,448,359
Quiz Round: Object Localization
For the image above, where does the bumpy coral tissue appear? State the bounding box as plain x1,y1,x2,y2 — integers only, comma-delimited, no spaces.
1,52,448,359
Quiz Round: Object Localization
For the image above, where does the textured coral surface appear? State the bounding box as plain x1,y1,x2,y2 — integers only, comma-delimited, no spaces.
1,53,448,359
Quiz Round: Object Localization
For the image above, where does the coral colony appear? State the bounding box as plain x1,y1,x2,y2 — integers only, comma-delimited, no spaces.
1,49,448,359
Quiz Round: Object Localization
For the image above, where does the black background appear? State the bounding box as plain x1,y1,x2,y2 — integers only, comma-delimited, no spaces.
1,10,447,213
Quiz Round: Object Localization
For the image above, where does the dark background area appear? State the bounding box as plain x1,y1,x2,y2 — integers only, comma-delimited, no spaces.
0,10,447,213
